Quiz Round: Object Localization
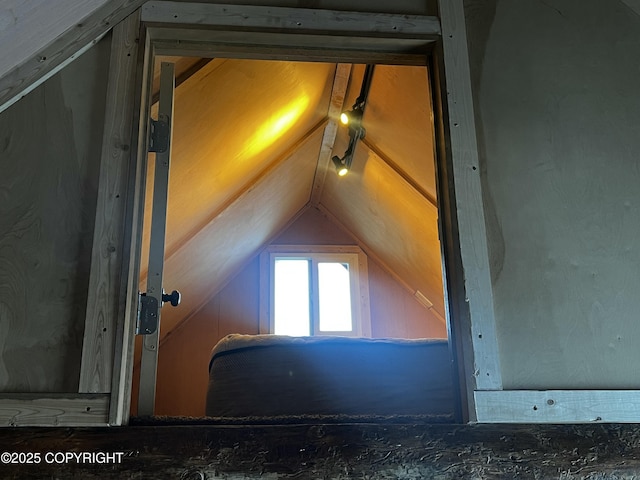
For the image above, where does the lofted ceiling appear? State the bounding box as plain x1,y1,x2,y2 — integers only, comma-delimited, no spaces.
141,56,444,342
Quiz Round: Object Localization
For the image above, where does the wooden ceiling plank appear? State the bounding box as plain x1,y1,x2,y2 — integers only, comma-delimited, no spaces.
0,0,146,114
310,63,352,206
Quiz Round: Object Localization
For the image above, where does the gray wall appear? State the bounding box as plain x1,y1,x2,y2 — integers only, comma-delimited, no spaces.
0,35,110,392
465,0,640,388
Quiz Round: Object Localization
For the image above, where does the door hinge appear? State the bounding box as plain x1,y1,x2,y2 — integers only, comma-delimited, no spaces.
136,293,159,335
148,114,170,153
136,290,182,335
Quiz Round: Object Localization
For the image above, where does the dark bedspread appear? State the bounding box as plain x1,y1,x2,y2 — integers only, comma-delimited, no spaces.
206,334,454,417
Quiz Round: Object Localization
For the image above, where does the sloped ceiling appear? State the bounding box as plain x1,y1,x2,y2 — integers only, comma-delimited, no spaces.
141,57,444,341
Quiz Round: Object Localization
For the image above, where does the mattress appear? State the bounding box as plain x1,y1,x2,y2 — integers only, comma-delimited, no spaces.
206,334,454,417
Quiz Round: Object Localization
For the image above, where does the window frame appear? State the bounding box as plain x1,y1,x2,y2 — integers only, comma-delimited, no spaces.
260,245,371,338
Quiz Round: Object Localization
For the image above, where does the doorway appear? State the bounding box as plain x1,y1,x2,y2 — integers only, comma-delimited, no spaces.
127,5,467,422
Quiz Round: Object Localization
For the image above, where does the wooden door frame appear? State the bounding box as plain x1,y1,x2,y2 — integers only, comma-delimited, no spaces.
0,0,500,427
72,0,640,427
121,0,484,424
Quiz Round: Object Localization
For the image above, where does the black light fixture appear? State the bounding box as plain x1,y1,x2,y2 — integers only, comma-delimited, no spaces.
333,64,375,176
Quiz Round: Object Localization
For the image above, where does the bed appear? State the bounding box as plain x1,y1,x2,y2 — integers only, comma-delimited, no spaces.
205,334,455,419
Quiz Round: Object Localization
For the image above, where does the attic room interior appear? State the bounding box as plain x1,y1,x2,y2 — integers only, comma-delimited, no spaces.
128,55,453,418
3,0,640,478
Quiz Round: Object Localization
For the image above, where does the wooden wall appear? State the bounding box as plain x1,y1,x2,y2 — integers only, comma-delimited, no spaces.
464,0,640,388
0,35,110,392
149,207,446,416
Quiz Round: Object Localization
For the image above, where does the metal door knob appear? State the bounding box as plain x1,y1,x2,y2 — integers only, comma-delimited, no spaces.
162,290,181,307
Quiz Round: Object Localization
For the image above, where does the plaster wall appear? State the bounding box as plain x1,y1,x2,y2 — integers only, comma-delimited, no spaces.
465,0,640,388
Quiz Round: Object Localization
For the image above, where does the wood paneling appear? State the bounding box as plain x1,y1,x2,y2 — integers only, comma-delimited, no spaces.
365,64,438,201
321,137,445,318
0,36,110,392
272,206,356,245
146,127,323,345
368,260,447,339
153,257,261,416
139,58,334,276
151,207,445,416
0,0,146,113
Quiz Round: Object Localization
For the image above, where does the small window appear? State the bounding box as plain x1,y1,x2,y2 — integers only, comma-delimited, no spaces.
260,246,371,337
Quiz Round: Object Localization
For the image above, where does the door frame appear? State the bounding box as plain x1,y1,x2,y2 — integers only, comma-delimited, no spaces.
114,0,493,424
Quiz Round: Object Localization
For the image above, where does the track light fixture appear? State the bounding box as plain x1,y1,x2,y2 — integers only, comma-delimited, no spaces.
334,64,375,176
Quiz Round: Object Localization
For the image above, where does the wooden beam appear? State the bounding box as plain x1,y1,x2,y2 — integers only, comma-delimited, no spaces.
2,423,640,478
310,63,352,206
79,12,141,403
144,4,440,66
150,57,211,105
0,0,147,114
142,2,442,38
361,138,438,208
0,394,109,427
437,0,503,393
152,38,430,65
475,390,640,423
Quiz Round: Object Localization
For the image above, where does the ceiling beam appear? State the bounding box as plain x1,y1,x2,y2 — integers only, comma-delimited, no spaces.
361,138,438,208
0,0,146,114
310,63,352,206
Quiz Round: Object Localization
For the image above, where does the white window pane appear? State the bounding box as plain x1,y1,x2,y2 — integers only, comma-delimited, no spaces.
274,259,310,336
318,262,353,332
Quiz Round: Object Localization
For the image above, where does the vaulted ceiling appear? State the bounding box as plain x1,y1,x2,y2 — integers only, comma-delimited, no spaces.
141,56,444,340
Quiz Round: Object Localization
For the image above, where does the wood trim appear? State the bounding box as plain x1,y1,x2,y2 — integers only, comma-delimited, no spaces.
79,11,142,398
142,2,442,38
258,250,270,335
437,0,502,393
310,63,352,206
151,58,211,105
266,245,364,255
356,249,372,337
0,394,110,427
143,3,440,66
361,138,437,208
261,246,371,337
0,0,147,114
152,38,430,66
475,390,640,423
